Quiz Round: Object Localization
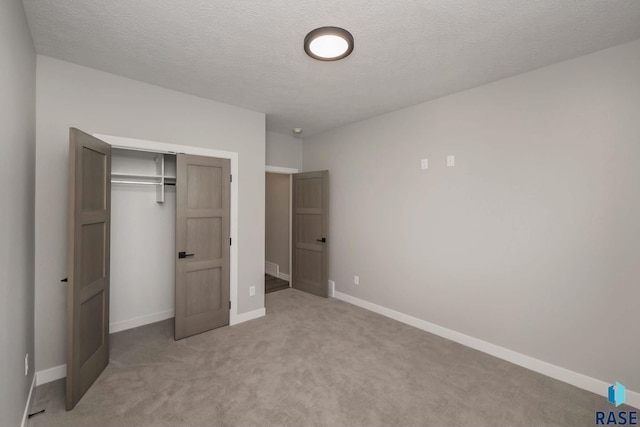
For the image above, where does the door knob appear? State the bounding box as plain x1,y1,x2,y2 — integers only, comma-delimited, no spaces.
178,251,195,259
316,238,326,243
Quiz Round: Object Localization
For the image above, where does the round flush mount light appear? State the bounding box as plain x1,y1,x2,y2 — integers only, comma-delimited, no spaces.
304,27,354,61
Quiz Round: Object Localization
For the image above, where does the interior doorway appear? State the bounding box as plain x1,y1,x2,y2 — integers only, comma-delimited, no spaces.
264,166,298,294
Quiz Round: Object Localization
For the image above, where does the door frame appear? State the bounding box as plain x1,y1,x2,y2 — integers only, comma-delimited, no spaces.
265,165,298,285
95,134,242,325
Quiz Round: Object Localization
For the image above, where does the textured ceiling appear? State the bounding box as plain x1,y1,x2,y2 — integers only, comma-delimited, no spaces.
22,0,640,137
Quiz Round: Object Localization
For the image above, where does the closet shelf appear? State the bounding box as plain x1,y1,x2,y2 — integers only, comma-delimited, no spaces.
111,172,163,179
112,148,176,203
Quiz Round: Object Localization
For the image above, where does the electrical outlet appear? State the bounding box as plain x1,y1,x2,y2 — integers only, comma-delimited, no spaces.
24,354,29,376
354,275,359,285
249,286,256,297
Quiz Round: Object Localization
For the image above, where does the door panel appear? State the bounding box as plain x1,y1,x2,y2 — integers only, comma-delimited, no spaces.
175,155,230,340
186,268,222,316
66,128,111,411
296,215,322,244
292,171,329,297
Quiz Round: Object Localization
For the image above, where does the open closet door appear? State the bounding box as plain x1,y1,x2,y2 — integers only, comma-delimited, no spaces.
175,154,231,340
292,171,329,297
66,128,111,410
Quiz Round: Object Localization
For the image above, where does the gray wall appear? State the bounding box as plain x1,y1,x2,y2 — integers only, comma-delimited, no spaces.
0,0,36,424
266,131,303,170
266,173,290,275
303,39,640,392
35,56,266,373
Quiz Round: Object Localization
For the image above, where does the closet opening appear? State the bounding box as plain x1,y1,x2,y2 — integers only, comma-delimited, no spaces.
95,133,240,329
110,148,177,333
264,166,298,294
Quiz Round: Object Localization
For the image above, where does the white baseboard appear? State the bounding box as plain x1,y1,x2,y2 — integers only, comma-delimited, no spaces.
36,364,66,386
230,307,266,326
109,309,174,334
266,262,289,282
278,272,290,282
21,374,36,427
333,291,640,410
265,261,279,277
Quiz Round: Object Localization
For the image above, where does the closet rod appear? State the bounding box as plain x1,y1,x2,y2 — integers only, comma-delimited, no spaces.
111,180,162,186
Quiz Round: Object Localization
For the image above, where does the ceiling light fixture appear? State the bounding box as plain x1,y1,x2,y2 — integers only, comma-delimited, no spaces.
304,27,354,61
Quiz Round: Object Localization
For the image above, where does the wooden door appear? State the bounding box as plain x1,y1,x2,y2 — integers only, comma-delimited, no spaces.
66,128,111,410
292,171,329,297
175,154,230,340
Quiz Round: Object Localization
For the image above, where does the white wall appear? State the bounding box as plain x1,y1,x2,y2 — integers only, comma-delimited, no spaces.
304,40,640,392
109,152,176,332
0,0,36,425
266,131,303,170
35,56,266,373
265,173,290,275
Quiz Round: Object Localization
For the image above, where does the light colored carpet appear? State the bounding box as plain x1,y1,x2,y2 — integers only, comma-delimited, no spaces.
28,289,620,426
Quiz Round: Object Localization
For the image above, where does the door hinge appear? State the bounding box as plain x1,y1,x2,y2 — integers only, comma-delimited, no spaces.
229,301,231,309
230,237,232,246
230,174,232,183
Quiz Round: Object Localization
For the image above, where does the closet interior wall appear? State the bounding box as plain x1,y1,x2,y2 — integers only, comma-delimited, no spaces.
110,148,177,332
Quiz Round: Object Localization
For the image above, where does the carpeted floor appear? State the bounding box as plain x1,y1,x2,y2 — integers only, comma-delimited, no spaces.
265,273,289,294
27,289,623,426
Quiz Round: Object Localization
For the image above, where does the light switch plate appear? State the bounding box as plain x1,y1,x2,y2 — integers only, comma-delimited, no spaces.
447,155,455,167
421,158,428,170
